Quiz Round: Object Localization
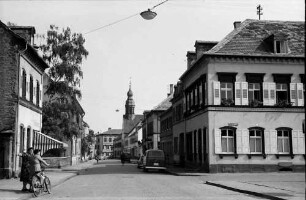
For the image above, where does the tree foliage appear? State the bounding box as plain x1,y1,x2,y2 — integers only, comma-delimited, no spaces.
41,25,88,141
81,129,96,156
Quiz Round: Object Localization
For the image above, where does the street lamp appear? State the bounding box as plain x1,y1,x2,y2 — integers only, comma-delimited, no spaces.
140,9,157,20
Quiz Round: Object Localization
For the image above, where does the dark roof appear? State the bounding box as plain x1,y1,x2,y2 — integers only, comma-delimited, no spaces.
98,129,122,136
152,93,173,111
207,19,305,56
123,114,143,134
0,20,49,70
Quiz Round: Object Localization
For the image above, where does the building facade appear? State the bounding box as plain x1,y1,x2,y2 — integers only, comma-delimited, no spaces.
160,107,173,164
96,128,121,158
0,21,66,178
174,19,305,172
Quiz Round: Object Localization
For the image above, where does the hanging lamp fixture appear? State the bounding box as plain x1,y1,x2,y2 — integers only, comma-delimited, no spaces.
140,0,169,20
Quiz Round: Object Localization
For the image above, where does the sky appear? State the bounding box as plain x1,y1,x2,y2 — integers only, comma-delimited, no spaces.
0,0,304,133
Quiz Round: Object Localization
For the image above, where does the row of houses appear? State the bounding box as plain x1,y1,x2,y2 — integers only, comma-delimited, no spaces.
0,21,87,178
94,19,304,173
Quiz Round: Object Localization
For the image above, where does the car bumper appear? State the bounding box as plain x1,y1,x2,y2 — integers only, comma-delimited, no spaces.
144,166,166,170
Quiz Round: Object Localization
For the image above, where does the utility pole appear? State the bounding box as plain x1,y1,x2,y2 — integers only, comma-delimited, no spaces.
257,4,263,20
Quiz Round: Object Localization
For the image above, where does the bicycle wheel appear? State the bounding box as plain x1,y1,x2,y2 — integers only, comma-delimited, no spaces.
44,177,51,194
31,176,41,197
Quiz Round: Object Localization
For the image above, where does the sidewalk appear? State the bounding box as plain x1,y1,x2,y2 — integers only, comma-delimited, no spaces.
165,166,305,200
0,159,96,200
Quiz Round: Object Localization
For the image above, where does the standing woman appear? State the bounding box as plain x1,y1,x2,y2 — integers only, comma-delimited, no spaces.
19,147,34,191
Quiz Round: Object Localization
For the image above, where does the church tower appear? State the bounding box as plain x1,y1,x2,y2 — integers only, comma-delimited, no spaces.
124,81,135,119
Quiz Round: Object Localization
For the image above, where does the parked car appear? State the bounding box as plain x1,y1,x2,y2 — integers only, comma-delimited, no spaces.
123,153,131,162
142,149,166,172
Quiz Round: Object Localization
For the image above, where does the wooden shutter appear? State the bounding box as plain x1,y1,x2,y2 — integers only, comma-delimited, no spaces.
241,82,248,105
39,84,43,107
292,130,299,154
242,129,250,153
235,82,241,105
214,129,221,154
297,83,304,106
290,83,297,106
213,81,221,105
33,86,36,104
264,131,271,154
298,130,305,154
270,130,277,154
183,96,186,113
26,75,30,100
199,83,202,104
269,83,276,106
236,129,242,153
263,82,269,106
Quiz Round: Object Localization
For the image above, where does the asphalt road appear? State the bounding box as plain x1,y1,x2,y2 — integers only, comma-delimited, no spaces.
30,160,260,200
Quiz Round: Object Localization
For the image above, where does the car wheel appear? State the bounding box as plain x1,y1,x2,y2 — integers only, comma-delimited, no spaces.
143,167,148,172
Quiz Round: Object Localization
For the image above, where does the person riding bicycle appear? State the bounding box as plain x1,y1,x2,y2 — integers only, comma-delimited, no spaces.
33,149,49,186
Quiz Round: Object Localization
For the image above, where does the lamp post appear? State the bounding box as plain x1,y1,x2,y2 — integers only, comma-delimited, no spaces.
140,0,169,20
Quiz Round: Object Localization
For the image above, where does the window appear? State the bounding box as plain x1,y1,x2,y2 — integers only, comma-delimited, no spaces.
22,69,26,98
274,40,288,53
277,129,290,153
221,129,235,153
104,137,107,142
276,83,288,103
249,129,262,153
220,83,233,100
36,81,40,105
109,138,112,142
174,137,178,154
30,76,33,102
248,83,261,102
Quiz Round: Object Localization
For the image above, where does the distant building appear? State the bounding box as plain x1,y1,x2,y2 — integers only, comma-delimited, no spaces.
121,82,143,153
126,121,143,158
143,87,173,151
96,128,121,157
175,19,304,172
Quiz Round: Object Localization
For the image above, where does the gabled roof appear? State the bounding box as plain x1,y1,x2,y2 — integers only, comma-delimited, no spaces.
97,129,122,136
207,19,304,56
152,93,173,111
123,114,143,134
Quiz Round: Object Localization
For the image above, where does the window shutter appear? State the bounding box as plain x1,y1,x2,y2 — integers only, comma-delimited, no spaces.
33,86,36,104
242,129,250,153
292,130,299,154
195,87,198,105
236,129,243,153
298,130,305,154
264,131,271,154
263,82,269,106
269,83,276,106
26,75,30,100
297,83,304,106
39,84,42,107
199,84,202,104
241,82,248,105
270,130,277,154
183,96,186,113
214,129,221,154
290,83,297,106
213,81,221,105
235,82,241,105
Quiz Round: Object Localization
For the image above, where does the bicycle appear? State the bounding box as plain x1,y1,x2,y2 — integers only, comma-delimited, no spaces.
31,169,51,197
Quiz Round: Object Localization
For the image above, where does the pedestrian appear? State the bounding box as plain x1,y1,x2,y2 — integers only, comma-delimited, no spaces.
19,147,34,192
33,149,49,185
120,153,125,166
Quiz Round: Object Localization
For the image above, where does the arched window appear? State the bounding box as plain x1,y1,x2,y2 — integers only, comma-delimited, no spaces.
22,69,26,98
30,76,33,102
36,81,40,105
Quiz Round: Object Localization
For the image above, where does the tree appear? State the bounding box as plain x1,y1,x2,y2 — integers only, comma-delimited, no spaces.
81,129,95,158
41,25,88,141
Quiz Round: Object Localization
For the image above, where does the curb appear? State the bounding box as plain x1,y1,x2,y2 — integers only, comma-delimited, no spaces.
205,181,286,200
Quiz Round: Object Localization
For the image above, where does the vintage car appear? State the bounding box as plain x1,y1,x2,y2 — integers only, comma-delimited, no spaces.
142,149,166,172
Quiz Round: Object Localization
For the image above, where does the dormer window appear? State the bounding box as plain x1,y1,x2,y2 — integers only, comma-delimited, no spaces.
274,40,288,54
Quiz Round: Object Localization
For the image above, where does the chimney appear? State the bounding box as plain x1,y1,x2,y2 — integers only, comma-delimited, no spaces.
233,21,241,29
194,41,218,59
9,26,36,45
186,51,196,69
167,84,174,97
108,127,111,130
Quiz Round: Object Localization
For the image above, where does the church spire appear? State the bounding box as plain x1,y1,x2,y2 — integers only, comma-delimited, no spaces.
125,78,135,119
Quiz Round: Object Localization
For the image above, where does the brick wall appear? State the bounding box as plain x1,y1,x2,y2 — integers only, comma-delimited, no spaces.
0,26,19,132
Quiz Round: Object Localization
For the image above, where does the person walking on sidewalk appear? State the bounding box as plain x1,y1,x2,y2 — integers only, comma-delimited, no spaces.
120,153,125,166
18,147,34,192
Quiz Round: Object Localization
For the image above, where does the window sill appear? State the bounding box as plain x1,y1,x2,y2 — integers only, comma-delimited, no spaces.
275,154,294,159
247,153,266,159
218,153,238,159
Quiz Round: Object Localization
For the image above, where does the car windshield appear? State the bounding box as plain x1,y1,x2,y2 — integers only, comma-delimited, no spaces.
147,151,164,157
